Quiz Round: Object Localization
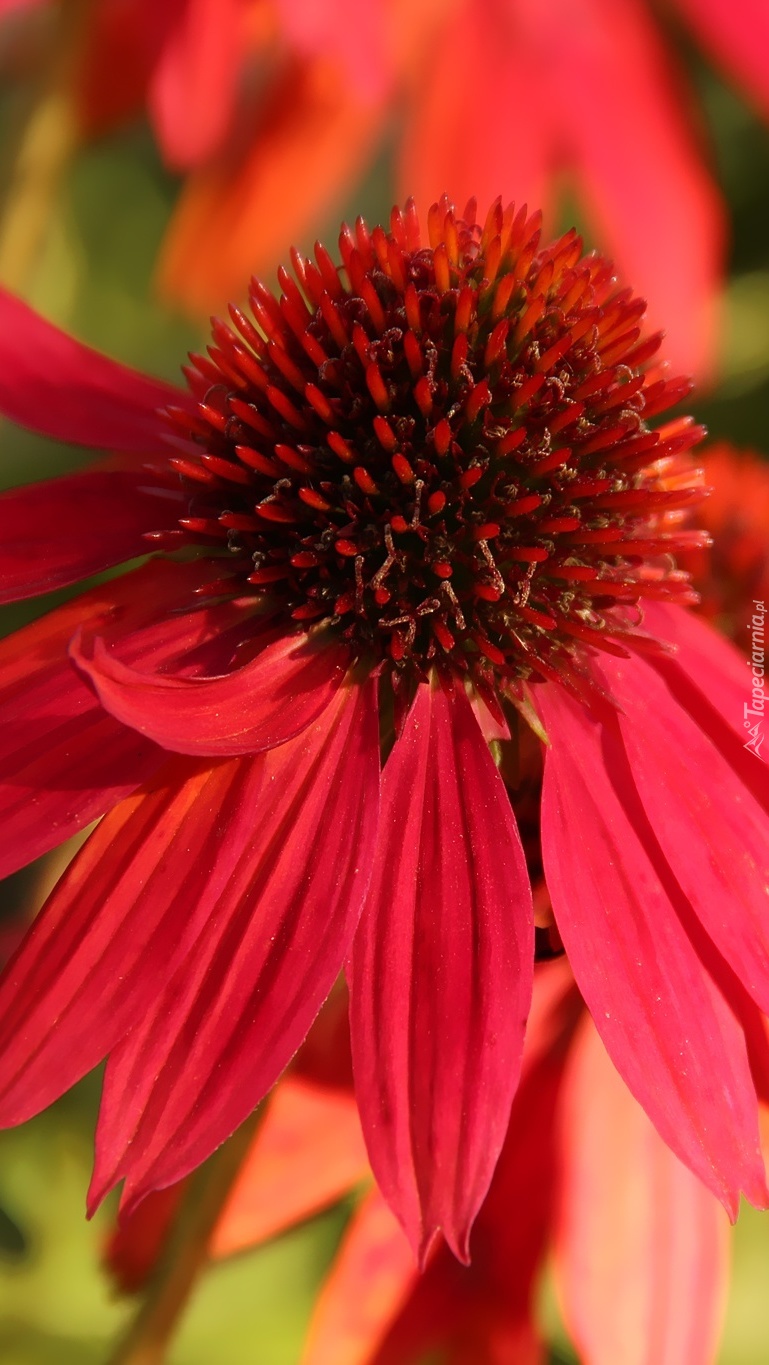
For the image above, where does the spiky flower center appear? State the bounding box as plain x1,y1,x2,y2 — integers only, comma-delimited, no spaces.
163,197,707,692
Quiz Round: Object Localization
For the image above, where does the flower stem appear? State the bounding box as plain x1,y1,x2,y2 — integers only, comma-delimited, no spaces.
107,1112,261,1365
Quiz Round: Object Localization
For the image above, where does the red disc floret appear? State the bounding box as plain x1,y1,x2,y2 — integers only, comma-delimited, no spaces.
163,196,708,690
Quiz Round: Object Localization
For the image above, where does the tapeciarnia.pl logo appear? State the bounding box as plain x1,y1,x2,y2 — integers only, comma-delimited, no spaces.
745,600,766,759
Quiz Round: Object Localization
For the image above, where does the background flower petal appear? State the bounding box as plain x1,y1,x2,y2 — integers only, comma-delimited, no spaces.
148,0,244,168
555,1012,730,1365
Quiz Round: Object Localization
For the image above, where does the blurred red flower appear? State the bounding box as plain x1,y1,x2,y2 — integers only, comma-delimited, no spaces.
0,200,767,1262
4,0,769,373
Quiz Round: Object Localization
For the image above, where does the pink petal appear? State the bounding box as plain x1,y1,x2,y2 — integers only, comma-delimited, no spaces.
674,0,769,123
540,0,725,379
0,558,252,876
73,624,351,756
0,467,187,603
348,682,534,1264
555,1013,730,1365
538,681,767,1215
89,676,380,1210
600,652,769,1014
301,1187,417,1365
0,289,187,450
149,0,244,168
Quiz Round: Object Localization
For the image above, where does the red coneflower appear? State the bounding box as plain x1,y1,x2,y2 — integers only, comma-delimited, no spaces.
0,197,768,1263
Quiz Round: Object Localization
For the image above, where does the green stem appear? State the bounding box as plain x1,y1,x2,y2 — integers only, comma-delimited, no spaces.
107,1113,260,1365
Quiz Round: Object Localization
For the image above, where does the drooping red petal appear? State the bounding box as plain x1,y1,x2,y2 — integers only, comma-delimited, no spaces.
73,624,351,756
0,468,185,603
301,1188,417,1365
148,0,244,168
674,0,769,123
555,1013,730,1365
0,289,187,449
89,676,380,1210
212,1074,370,1257
348,681,534,1264
538,682,767,1215
600,652,769,1015
0,557,239,878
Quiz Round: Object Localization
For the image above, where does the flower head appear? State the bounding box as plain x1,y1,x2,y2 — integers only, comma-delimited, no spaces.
0,198,768,1265
160,195,705,694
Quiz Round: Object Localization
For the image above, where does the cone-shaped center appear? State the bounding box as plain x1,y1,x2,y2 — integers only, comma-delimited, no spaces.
166,197,707,691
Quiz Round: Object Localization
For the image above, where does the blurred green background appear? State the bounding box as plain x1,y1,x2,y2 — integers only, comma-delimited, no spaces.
0,7,768,1363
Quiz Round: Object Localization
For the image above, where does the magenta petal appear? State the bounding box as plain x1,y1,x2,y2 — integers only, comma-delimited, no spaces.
0,289,187,449
73,626,351,756
348,682,534,1264
0,468,186,602
601,652,769,1015
89,677,380,1209
538,682,767,1214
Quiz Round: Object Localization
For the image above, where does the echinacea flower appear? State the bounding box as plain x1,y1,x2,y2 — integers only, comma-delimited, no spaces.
1,197,768,1262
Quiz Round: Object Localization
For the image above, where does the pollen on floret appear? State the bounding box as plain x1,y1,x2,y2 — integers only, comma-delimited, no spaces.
162,195,707,699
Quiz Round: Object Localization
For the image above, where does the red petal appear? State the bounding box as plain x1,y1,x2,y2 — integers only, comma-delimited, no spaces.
643,602,769,811
0,755,232,1124
89,677,380,1209
148,0,244,168
0,468,185,602
0,557,233,877
0,289,186,450
555,1013,730,1365
212,1075,370,1257
301,1187,417,1365
602,652,769,1014
349,682,534,1263
538,682,767,1215
73,625,351,756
